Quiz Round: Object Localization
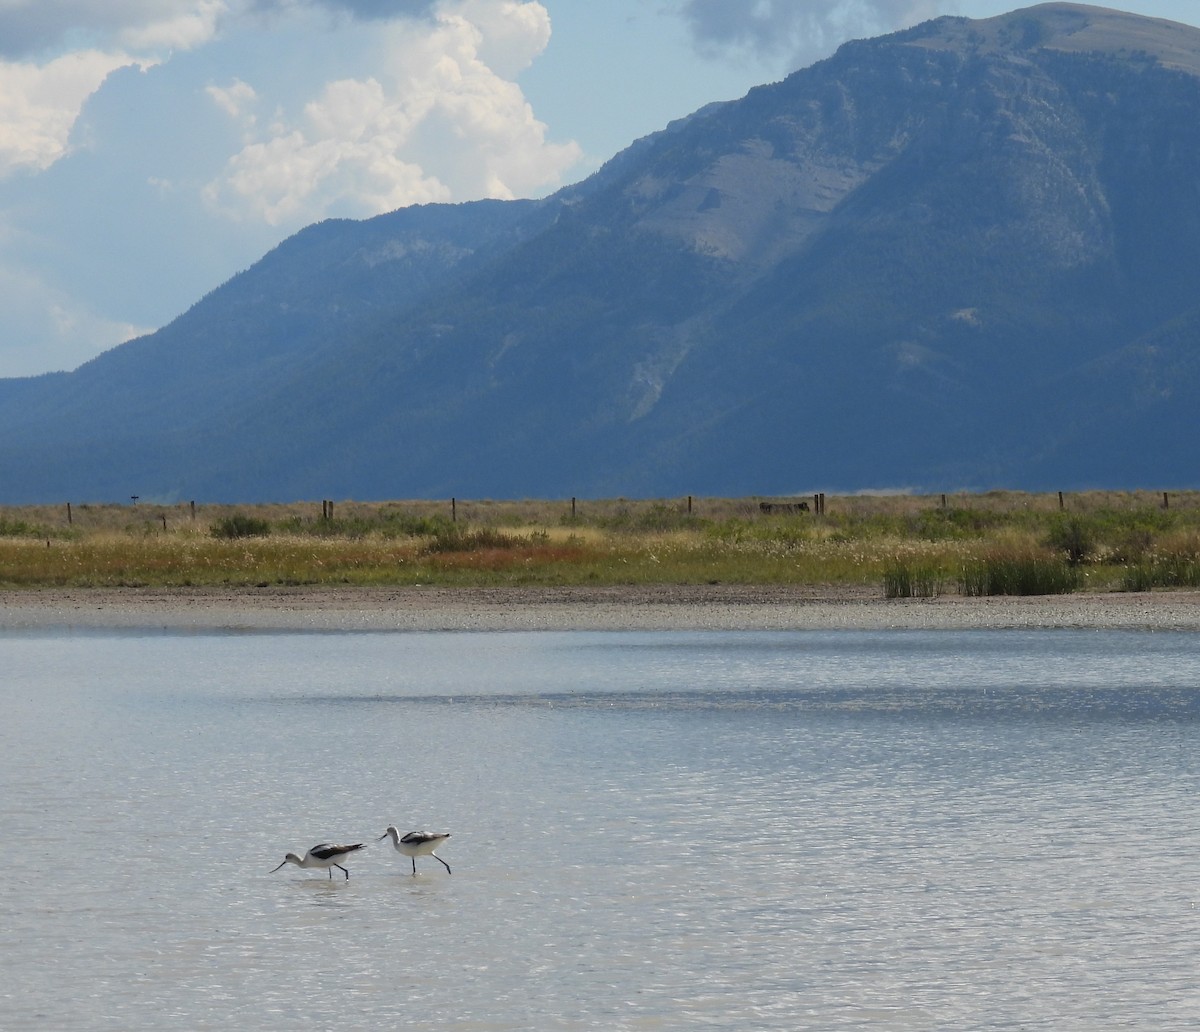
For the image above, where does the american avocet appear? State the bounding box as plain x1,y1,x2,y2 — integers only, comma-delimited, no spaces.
271,842,364,879
378,826,451,874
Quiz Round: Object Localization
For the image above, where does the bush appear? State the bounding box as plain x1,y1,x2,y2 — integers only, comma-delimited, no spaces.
583,503,703,533
210,514,271,539
0,517,46,539
424,526,523,553
282,511,454,539
1045,515,1097,566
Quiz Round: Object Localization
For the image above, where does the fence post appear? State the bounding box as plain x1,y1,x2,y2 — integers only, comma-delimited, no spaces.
687,495,692,515
572,497,576,519
452,497,456,522
1163,491,1170,509
66,502,72,525
1058,491,1064,510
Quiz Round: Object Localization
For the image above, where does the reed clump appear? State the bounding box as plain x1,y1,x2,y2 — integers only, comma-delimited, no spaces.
959,549,1080,596
1,491,1198,592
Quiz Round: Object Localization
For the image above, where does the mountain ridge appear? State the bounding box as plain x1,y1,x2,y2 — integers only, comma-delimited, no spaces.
1,3,1198,502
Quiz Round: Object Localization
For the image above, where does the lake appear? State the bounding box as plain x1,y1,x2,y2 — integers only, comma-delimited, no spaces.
2,627,1199,1029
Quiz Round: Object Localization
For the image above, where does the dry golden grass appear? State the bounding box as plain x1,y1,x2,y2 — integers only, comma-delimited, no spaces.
1,491,1198,590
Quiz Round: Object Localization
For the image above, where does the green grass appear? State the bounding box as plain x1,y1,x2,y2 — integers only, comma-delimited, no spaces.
883,560,947,598
1,491,1198,592
959,553,1080,596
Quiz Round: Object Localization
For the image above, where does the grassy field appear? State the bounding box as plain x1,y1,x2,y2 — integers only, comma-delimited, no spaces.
1,491,1199,595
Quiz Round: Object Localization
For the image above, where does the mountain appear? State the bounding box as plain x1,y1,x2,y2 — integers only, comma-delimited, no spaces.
2,2,1199,503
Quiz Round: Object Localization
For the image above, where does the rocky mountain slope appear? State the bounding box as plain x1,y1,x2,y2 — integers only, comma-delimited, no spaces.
1,2,1197,502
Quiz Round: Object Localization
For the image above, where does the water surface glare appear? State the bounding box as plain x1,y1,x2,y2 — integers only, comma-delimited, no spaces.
2,628,1199,1029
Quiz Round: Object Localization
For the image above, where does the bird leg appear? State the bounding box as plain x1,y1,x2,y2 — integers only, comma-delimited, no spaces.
335,863,349,879
436,856,452,874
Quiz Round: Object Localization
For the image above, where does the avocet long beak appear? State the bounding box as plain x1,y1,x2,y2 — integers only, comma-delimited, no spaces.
270,860,288,873
377,832,388,841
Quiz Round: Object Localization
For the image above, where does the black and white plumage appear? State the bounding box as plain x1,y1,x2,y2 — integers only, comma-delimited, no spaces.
378,826,451,874
271,842,364,879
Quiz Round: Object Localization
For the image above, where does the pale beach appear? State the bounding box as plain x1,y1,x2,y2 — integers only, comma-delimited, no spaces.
3,584,1199,632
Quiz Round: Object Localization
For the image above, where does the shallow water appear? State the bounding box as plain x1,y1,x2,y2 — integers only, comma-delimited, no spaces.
2,628,1199,1029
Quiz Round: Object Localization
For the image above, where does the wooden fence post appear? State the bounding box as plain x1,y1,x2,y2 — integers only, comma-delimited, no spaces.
1058,491,1064,510
451,497,457,522
66,502,72,525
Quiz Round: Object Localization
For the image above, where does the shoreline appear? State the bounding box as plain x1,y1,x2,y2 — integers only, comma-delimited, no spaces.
2,584,1200,632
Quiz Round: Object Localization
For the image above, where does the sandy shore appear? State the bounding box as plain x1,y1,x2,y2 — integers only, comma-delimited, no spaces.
2,584,1199,632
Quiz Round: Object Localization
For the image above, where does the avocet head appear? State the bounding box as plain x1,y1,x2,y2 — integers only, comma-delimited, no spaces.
270,853,303,872
378,826,399,843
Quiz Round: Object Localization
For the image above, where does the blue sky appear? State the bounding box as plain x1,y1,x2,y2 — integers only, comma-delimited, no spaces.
1,0,1197,378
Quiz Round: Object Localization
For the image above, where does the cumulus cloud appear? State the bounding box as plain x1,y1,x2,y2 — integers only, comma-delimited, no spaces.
0,50,152,173
681,0,947,68
0,0,583,376
203,1,580,224
119,0,227,51
0,1,224,59
0,1,224,178
303,0,440,18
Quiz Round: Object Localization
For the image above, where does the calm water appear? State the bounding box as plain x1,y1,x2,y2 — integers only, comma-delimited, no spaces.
2,627,1199,1030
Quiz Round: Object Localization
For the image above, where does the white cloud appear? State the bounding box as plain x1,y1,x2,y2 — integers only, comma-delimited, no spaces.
0,50,150,174
119,0,227,51
454,0,550,77
203,0,580,224
205,78,258,134
0,1,227,178
0,1,226,59
0,0,584,377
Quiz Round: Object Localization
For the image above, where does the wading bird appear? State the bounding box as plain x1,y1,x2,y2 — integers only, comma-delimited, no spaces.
271,842,364,879
378,826,451,874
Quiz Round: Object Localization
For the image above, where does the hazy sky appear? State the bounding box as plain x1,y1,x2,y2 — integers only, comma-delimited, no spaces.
1,0,1197,378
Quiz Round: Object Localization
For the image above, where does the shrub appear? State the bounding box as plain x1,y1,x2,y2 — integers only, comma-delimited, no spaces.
424,526,523,553
911,507,1002,540
583,503,703,533
1045,515,1097,566
282,511,455,539
210,514,271,539
0,517,46,539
